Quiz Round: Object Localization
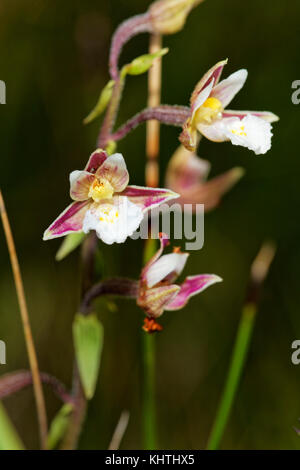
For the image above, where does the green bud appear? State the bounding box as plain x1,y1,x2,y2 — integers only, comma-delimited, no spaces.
83,80,115,125
121,48,169,78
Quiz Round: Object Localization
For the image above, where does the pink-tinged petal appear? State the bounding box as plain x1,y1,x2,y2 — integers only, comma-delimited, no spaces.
137,284,180,318
141,232,170,282
176,167,245,212
120,185,179,212
191,77,215,117
211,69,248,108
43,200,90,240
197,118,229,142
165,146,244,212
145,252,189,288
223,110,279,123
165,145,211,193
95,153,129,192
84,149,107,173
190,59,228,108
69,170,96,201
165,274,222,310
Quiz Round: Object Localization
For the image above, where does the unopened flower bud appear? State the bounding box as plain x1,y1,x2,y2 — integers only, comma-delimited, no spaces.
149,0,204,35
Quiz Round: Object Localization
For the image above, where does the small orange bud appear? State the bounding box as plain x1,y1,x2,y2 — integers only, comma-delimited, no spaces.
142,317,163,333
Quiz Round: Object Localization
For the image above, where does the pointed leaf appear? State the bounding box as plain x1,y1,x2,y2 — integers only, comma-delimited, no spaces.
0,402,24,450
83,80,115,125
73,313,104,400
47,403,73,450
55,232,86,261
121,48,168,77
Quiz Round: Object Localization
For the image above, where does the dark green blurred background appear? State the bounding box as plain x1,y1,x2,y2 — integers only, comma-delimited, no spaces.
0,0,300,450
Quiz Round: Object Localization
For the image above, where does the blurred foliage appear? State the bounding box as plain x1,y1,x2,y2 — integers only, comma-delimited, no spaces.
0,0,300,449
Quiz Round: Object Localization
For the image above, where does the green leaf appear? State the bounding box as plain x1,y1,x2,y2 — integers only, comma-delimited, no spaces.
121,48,169,78
73,313,104,400
55,232,86,261
0,402,25,450
47,403,73,450
83,80,115,125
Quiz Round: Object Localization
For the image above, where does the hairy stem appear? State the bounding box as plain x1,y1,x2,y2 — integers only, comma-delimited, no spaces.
0,370,74,404
97,78,124,149
109,13,152,80
0,190,48,449
80,278,139,315
111,105,190,143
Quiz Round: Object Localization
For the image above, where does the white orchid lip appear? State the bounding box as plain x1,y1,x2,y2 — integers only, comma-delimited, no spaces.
224,114,273,155
82,197,144,245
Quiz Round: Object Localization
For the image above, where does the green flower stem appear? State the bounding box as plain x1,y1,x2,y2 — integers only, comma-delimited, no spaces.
142,238,158,450
206,302,257,450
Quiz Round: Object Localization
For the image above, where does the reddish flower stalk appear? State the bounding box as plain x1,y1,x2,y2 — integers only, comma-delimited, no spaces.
80,278,139,315
110,105,190,144
109,13,153,80
0,370,74,405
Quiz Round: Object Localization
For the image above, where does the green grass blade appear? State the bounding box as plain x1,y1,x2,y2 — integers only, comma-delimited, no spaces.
206,302,257,450
0,402,25,450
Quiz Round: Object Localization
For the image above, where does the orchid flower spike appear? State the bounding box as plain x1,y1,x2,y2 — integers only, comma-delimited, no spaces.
43,150,179,244
179,59,279,154
138,233,222,332
165,145,244,212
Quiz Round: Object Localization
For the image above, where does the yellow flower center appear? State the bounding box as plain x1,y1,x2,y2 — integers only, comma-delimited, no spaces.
98,205,119,224
88,178,114,202
194,96,223,124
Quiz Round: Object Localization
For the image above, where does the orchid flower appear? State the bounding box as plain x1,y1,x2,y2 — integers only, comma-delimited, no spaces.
179,59,279,154
137,233,222,332
43,149,179,245
165,145,244,212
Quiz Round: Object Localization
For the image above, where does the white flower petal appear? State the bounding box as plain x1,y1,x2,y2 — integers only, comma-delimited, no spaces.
145,252,189,288
197,119,229,142
224,114,273,155
82,196,143,244
212,69,248,108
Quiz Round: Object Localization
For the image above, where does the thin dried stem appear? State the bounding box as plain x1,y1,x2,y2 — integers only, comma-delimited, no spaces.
108,410,130,450
146,33,162,188
0,189,48,449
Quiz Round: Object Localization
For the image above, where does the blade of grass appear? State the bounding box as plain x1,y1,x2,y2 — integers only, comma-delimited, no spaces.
0,189,48,449
0,402,24,450
206,302,256,450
